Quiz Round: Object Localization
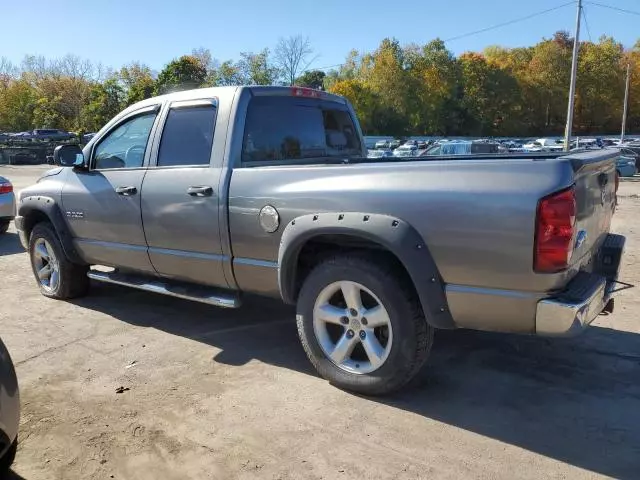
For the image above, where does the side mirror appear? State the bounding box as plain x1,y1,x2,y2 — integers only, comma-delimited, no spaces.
53,144,85,168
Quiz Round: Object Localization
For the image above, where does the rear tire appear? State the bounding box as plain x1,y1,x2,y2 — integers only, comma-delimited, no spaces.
0,439,17,476
28,222,89,299
296,254,434,396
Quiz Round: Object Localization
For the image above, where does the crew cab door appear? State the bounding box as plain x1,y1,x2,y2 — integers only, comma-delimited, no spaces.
140,98,228,288
61,106,160,272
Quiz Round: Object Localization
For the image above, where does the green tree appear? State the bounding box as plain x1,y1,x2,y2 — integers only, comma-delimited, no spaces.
295,70,326,89
155,55,207,94
0,77,36,131
237,49,279,85
119,62,155,105
82,78,125,131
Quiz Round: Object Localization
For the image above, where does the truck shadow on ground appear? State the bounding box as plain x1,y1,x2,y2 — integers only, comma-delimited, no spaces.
74,283,640,479
0,232,24,257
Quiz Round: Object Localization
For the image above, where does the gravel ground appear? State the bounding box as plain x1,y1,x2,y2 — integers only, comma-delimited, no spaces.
1,165,639,480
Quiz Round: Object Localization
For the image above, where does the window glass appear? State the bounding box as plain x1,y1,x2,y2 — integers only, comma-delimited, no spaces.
93,112,157,169
242,97,361,163
157,106,216,167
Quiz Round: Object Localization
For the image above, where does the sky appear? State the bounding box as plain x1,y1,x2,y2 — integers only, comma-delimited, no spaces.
2,0,639,73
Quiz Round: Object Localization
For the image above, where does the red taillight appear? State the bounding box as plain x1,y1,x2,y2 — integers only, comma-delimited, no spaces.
0,182,12,194
291,87,323,98
534,187,576,273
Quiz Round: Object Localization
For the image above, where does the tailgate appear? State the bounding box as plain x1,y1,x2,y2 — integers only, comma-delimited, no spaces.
567,150,618,267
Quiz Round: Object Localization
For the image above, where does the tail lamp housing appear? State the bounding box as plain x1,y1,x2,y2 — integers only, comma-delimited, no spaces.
534,187,577,273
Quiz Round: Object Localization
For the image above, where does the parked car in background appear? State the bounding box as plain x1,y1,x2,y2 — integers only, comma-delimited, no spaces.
10,129,76,142
82,132,97,144
422,140,500,156
31,129,76,142
374,139,390,149
393,144,418,157
367,149,394,159
616,155,637,177
388,139,401,149
523,138,564,152
0,337,19,475
0,176,15,234
619,145,640,171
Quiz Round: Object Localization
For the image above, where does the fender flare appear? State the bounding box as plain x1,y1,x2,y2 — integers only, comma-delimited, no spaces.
17,195,86,265
278,212,454,329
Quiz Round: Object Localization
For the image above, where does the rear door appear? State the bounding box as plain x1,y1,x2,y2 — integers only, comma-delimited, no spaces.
140,98,228,287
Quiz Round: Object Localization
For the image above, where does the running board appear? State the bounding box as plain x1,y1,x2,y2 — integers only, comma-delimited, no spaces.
87,270,240,308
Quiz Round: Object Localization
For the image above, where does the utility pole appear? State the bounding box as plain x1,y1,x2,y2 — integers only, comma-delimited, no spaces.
564,0,582,152
621,63,631,144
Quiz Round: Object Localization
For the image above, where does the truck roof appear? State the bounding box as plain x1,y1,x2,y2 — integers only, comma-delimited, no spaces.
123,86,346,117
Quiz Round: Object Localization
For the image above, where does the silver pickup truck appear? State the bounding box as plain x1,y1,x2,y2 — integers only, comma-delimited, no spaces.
15,86,625,395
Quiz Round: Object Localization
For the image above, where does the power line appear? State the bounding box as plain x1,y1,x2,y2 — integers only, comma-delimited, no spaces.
306,1,578,73
585,1,640,16
582,5,593,42
443,1,577,42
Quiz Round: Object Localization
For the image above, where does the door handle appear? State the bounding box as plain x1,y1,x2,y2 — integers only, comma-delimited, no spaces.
115,186,137,196
187,185,214,197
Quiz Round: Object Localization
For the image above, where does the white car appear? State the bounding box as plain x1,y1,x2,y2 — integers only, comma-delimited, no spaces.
523,138,564,152
393,144,418,157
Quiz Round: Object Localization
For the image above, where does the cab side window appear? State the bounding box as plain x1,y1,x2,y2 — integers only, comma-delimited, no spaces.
156,106,216,167
93,112,157,170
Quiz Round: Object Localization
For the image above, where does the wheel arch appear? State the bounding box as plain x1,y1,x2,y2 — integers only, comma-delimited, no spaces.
278,212,454,329
17,196,85,265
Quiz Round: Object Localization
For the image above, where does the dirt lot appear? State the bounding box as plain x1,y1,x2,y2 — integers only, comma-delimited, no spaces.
1,165,639,480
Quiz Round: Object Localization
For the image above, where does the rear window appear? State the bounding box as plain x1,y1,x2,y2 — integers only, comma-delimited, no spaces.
242,97,361,163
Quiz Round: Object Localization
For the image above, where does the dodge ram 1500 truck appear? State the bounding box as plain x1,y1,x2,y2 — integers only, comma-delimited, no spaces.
15,86,626,395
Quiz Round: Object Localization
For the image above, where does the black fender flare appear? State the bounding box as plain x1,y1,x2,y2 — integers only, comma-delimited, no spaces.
278,212,454,329
17,195,86,265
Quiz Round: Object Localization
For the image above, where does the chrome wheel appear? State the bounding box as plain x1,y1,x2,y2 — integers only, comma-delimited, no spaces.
313,281,393,374
32,238,59,292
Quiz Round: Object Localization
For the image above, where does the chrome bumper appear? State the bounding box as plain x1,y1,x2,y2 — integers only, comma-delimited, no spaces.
536,234,626,336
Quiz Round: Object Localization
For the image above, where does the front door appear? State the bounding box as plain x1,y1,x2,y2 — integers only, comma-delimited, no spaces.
62,109,159,272
140,99,228,287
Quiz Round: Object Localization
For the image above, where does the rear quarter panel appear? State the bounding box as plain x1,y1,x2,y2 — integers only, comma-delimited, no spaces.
228,158,575,304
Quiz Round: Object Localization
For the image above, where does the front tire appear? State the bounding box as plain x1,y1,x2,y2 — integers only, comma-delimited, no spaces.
28,222,89,299
296,254,434,396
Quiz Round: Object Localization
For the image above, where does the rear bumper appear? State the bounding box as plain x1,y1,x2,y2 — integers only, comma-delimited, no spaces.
0,192,15,220
535,233,626,336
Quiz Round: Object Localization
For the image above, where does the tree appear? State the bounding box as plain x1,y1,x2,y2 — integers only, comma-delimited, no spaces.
155,55,207,94
215,61,243,86
296,70,326,89
119,62,156,105
0,77,36,131
237,49,279,85
275,35,317,85
83,78,125,131
192,47,218,86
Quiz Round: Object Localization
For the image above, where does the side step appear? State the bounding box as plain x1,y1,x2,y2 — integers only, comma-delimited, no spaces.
87,270,241,308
